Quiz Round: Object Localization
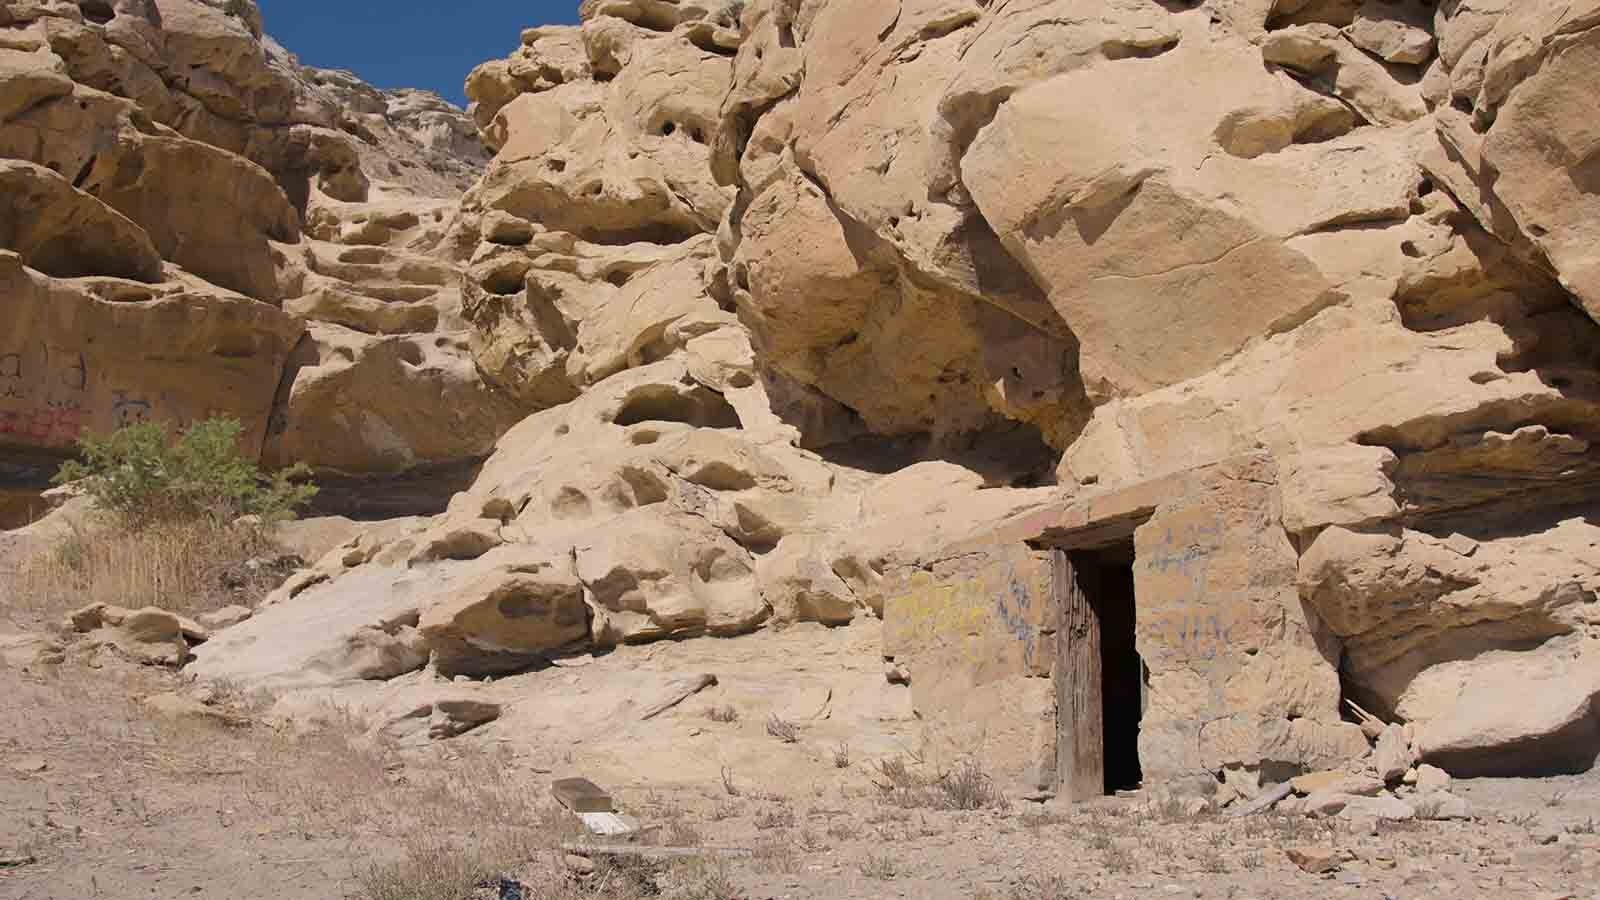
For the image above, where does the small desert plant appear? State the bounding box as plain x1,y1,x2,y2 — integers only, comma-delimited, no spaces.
704,705,739,723
754,804,796,830
937,759,1008,811
833,742,851,769
357,840,492,900
720,766,741,797
672,860,740,900
1198,848,1229,874
826,820,858,841
665,820,703,847
765,714,799,743
1010,874,1080,900
871,756,1008,811
56,418,315,529
222,0,251,18
1102,843,1135,874
859,852,897,880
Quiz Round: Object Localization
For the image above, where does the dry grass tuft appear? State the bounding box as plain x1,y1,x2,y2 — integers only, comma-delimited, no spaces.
357,839,495,900
7,515,292,624
1010,874,1081,900
765,714,799,743
859,852,898,879
872,757,1008,811
754,804,796,830
704,705,739,724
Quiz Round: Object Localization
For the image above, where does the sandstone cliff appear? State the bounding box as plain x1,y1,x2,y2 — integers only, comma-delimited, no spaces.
7,0,1600,786
0,0,508,514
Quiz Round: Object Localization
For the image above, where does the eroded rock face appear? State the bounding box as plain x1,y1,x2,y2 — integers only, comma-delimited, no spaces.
0,0,500,506
27,0,1600,782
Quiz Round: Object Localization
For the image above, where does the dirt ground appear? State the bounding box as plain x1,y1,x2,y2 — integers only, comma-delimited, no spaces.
4,651,1600,900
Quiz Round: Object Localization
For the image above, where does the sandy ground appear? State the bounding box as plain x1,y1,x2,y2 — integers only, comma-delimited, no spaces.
4,639,1600,900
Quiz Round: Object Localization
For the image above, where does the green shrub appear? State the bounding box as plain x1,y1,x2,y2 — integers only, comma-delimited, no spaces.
53,417,316,528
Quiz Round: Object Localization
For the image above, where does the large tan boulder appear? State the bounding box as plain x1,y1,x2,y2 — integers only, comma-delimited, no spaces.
261,323,527,482
417,557,591,677
0,45,72,119
68,603,206,667
77,130,301,302
0,159,162,282
1431,1,1600,320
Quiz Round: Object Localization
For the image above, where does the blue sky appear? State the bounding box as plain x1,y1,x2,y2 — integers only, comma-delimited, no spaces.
263,1,580,106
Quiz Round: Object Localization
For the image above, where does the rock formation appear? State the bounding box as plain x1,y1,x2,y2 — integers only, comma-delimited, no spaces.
8,0,1600,787
0,0,507,512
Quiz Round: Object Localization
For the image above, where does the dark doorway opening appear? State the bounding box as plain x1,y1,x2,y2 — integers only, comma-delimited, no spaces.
1054,544,1144,799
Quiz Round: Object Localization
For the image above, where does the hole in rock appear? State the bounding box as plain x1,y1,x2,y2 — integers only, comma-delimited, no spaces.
550,486,593,520
480,267,528,296
393,342,425,366
685,461,758,492
612,384,742,429
78,0,114,24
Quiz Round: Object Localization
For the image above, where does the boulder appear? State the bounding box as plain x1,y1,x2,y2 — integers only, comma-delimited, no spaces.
69,604,196,667
0,159,163,282
1374,723,1413,783
1337,793,1417,822
198,605,254,630
417,560,592,677
261,324,528,488
374,692,503,744
1414,763,1451,795
1286,845,1340,874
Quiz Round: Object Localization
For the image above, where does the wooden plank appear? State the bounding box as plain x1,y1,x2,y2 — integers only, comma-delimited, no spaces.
561,844,755,860
552,777,615,813
1054,550,1104,802
1228,781,1293,817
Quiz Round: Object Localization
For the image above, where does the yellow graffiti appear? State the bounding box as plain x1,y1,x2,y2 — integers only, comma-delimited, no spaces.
883,555,1049,672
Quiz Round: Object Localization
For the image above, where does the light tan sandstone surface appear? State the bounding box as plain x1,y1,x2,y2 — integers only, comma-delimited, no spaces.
6,0,1600,794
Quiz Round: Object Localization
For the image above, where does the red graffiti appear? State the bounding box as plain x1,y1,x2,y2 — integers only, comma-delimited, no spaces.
0,406,86,446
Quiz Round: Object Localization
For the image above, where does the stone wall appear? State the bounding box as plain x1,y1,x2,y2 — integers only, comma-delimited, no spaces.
881,545,1057,790
892,454,1367,793
1128,455,1364,784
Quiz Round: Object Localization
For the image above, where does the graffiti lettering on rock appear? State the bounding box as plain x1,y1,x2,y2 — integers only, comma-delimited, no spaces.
884,553,1051,678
